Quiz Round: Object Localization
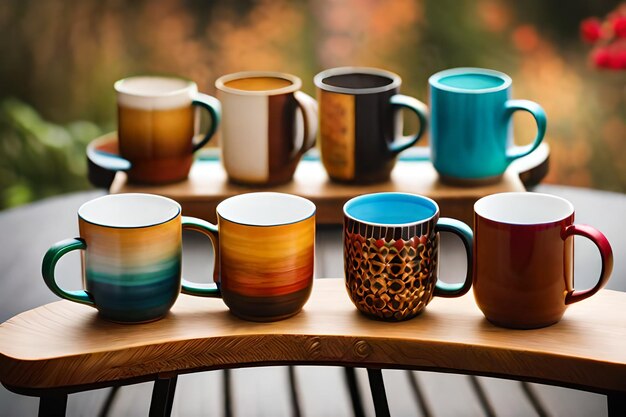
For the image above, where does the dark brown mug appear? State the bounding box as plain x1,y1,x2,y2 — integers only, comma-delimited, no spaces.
315,67,428,184
473,192,614,329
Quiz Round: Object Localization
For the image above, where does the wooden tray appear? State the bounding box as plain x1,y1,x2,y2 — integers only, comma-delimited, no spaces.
110,157,527,226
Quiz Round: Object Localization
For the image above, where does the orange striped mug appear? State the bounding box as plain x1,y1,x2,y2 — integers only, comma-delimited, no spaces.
185,192,316,321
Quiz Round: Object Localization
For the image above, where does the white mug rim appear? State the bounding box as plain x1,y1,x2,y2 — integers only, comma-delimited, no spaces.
314,66,402,95
217,192,316,227
474,192,575,226
78,193,181,229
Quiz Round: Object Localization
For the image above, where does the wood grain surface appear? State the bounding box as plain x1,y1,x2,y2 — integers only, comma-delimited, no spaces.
109,159,525,226
1,279,625,394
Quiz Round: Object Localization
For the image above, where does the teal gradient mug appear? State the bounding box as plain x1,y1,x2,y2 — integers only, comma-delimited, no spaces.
42,193,219,323
429,68,547,185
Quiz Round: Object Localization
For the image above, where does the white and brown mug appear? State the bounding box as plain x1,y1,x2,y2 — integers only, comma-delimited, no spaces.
215,71,318,186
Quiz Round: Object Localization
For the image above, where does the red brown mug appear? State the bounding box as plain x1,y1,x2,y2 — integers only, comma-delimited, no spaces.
473,192,614,329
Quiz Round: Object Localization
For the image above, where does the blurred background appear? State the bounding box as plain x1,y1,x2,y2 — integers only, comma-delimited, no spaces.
0,0,624,210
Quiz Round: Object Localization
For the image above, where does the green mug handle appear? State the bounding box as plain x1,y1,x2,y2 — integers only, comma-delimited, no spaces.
42,238,94,306
388,94,429,154
433,218,473,297
180,216,221,297
504,99,547,163
191,93,221,153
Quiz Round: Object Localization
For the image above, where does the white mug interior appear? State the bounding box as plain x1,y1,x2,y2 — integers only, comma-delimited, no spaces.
474,192,574,225
78,193,181,228
217,192,316,226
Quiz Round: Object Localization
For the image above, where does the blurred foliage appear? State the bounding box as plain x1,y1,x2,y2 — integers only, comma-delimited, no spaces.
0,99,101,208
0,0,624,210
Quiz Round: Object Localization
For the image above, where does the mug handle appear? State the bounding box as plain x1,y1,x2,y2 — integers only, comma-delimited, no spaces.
180,216,221,297
504,99,547,163
433,218,473,298
291,91,319,158
42,238,95,306
191,93,222,152
387,94,428,154
563,224,613,305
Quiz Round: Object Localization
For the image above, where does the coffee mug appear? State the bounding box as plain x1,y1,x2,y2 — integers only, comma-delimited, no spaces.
315,67,428,184
429,67,547,184
181,192,316,321
473,192,613,329
343,193,473,321
42,194,222,323
215,72,318,185
94,75,221,184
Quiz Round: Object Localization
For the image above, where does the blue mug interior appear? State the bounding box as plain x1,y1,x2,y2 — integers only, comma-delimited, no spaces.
344,193,437,225
438,73,504,90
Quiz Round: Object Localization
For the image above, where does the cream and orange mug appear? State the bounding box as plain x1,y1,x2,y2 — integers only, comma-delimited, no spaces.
42,193,220,323
183,192,316,321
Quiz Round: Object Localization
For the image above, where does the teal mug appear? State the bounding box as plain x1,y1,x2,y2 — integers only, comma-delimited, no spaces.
42,194,218,323
429,68,547,185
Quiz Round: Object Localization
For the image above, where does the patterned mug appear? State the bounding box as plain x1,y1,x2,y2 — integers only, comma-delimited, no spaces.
42,193,220,323
343,192,473,321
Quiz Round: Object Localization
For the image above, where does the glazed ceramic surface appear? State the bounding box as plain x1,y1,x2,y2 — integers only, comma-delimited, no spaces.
42,194,194,323
315,67,428,184
343,193,473,321
473,192,613,329
215,72,318,186
182,192,316,322
107,76,220,184
429,68,546,184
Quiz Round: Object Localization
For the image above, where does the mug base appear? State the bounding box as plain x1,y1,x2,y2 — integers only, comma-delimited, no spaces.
227,176,294,187
438,173,503,187
127,155,193,185
222,285,312,323
356,308,425,322
98,313,167,324
229,308,303,322
484,316,561,330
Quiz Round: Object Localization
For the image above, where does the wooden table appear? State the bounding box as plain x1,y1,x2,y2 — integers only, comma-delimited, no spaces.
0,185,624,417
109,157,526,227
1,279,626,416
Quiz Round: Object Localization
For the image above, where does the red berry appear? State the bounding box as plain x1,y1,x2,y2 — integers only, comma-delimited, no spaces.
592,47,611,68
581,17,602,43
609,47,626,69
613,16,626,38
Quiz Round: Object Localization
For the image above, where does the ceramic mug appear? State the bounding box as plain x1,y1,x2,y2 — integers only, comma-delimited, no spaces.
182,192,316,322
42,194,221,323
343,193,473,321
315,67,428,184
215,71,318,185
429,67,547,185
473,192,614,329
93,76,221,184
